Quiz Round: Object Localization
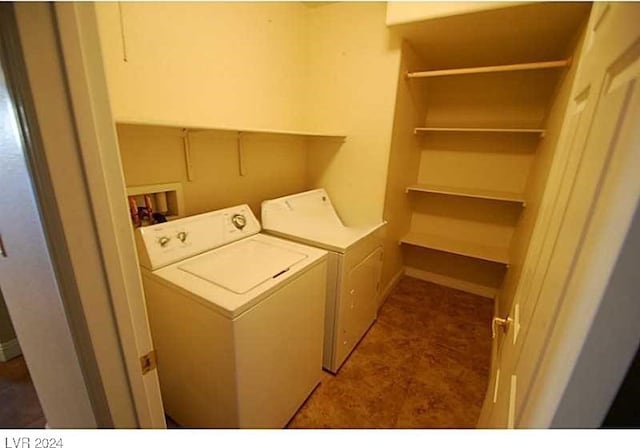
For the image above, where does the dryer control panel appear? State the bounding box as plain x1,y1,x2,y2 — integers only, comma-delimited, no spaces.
135,204,260,270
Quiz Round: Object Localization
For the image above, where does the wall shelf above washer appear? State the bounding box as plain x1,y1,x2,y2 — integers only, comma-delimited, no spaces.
406,183,526,205
116,119,347,139
400,231,510,265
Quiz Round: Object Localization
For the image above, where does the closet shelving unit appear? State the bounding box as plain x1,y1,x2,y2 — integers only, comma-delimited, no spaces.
400,57,572,267
382,2,591,299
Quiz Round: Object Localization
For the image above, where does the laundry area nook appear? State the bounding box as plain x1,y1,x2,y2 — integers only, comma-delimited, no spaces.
67,0,638,430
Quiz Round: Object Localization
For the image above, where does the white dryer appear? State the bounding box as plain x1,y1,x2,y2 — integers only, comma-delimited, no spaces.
261,189,385,373
135,204,327,428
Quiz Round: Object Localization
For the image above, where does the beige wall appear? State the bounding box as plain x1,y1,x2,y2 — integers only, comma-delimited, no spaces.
497,29,587,316
98,2,400,227
385,1,522,26
380,41,425,292
117,124,310,219
0,289,16,344
305,2,401,226
95,2,307,131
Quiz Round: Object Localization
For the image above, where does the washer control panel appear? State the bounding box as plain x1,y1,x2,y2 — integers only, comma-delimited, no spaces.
136,204,260,270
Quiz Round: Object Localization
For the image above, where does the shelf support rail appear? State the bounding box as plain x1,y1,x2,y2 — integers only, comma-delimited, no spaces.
406,58,572,79
182,128,194,182
237,131,246,177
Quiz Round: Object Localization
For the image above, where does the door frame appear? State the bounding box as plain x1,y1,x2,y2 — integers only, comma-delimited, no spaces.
6,2,165,427
0,5,99,429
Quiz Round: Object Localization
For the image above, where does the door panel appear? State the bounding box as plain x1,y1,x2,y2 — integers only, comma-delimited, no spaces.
518,77,639,419
483,2,640,428
335,247,382,368
345,247,382,348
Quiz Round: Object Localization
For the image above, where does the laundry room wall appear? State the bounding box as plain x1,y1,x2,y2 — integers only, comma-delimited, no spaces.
379,41,424,297
116,124,310,219
97,2,402,228
304,2,401,226
96,2,315,220
95,2,308,131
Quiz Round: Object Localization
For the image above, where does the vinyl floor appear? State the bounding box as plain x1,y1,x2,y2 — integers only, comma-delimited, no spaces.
1,276,493,430
0,355,46,429
287,276,494,429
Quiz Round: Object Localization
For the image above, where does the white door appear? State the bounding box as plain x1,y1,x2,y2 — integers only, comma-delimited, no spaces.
4,2,166,427
53,3,167,428
482,2,640,428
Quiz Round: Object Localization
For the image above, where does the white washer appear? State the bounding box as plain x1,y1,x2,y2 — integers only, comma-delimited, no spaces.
135,204,327,428
261,189,386,373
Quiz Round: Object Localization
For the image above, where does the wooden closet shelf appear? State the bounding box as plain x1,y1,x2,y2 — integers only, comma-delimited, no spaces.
414,127,546,135
406,184,526,205
406,58,571,79
400,232,510,265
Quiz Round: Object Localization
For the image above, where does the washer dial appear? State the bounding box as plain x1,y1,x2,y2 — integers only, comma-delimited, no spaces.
231,213,247,230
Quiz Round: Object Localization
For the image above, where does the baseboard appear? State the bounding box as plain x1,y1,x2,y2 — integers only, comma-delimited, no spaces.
404,267,497,299
378,268,405,308
0,338,21,362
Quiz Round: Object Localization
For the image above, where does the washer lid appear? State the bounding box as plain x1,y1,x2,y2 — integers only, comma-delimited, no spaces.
177,239,308,294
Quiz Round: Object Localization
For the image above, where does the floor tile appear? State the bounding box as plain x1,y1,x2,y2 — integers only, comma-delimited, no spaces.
0,356,45,429
287,276,494,429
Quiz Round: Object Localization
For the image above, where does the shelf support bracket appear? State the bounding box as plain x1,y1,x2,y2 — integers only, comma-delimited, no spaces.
182,128,194,182
237,131,246,177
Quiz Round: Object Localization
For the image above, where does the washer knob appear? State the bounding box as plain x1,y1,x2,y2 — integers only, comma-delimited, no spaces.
158,236,170,247
177,231,188,243
231,214,247,230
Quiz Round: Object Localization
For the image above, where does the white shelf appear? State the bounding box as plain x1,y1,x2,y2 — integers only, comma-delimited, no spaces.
406,183,526,205
414,127,545,135
400,231,510,264
406,59,571,79
117,119,346,139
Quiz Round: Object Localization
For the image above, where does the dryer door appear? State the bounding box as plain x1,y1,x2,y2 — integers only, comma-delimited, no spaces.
335,246,382,369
